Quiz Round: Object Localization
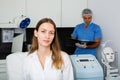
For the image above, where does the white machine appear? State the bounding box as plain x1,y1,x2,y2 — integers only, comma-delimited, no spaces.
101,47,120,80
70,54,103,80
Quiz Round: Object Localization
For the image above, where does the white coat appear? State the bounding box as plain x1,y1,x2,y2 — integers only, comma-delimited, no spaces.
23,51,74,80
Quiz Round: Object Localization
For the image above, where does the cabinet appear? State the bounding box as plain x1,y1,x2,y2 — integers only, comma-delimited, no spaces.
0,0,26,28
0,0,87,28
27,0,61,28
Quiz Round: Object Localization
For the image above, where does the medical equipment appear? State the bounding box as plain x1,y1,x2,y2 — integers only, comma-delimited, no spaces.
101,41,120,80
70,54,103,80
8,15,31,29
17,15,31,29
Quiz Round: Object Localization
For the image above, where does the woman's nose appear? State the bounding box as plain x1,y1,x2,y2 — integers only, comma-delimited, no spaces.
45,33,50,38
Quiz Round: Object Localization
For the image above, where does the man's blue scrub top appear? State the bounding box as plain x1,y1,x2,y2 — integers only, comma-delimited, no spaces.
71,22,102,57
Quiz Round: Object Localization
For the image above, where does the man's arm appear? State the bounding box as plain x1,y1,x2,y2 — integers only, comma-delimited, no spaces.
86,38,101,48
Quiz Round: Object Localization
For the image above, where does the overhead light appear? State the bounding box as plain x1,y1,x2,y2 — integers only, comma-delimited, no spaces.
17,15,31,29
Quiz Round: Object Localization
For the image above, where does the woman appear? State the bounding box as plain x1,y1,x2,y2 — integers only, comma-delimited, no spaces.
23,18,74,80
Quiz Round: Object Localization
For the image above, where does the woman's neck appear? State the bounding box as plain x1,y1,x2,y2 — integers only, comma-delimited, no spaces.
37,46,51,56
37,46,51,70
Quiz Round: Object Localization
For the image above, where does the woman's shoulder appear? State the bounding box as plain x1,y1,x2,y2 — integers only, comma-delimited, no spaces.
24,51,37,62
61,51,69,56
61,51,70,60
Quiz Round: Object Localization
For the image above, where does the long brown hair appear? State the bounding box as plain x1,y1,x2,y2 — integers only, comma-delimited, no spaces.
29,18,64,69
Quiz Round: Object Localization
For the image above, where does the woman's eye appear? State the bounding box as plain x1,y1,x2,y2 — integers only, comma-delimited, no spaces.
41,31,45,33
50,32,54,35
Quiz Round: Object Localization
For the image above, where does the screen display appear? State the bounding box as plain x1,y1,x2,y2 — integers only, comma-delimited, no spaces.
80,59,89,62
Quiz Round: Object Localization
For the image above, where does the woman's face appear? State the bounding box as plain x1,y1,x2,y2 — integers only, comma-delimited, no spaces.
34,22,55,47
83,14,92,24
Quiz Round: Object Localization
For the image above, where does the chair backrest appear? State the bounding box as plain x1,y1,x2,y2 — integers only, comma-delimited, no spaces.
11,34,24,53
6,52,28,80
102,47,115,63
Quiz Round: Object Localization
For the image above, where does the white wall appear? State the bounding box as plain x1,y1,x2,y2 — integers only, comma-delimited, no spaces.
88,0,120,71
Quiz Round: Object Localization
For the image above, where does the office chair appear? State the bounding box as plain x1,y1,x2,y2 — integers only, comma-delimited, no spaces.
6,52,28,80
